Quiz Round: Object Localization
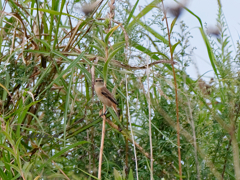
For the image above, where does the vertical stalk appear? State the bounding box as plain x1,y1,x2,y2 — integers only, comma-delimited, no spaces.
125,105,129,175
147,56,153,179
125,74,139,180
91,58,98,176
229,101,240,179
98,105,106,179
230,133,240,179
187,99,200,179
98,34,109,179
161,1,182,179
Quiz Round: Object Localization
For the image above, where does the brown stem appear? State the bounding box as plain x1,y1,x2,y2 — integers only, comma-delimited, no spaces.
222,139,231,179
98,23,109,178
161,1,182,179
98,106,106,179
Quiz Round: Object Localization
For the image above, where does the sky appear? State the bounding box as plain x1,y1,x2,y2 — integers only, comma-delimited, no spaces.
138,0,240,80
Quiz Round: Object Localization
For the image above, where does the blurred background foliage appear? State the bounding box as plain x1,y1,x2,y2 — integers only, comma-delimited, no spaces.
0,0,240,179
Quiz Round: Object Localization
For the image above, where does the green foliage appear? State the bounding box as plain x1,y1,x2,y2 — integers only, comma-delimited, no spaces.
0,0,240,179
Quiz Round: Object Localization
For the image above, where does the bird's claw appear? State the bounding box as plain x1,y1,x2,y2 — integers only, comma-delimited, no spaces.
99,108,109,117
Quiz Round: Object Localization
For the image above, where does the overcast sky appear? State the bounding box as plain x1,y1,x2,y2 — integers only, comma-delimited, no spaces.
138,0,240,80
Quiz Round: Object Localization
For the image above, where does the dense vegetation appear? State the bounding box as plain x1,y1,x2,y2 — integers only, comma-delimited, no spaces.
1,0,240,179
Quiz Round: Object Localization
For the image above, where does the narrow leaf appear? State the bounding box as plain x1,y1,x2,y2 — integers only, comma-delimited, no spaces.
105,23,122,44
171,41,180,56
38,141,89,171
170,17,177,34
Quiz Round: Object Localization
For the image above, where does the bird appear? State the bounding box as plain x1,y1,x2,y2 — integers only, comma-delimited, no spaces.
94,78,118,116
81,0,101,16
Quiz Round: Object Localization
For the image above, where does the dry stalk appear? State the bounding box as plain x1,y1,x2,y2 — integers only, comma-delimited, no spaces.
185,93,200,179
125,74,139,180
98,1,115,178
98,105,106,179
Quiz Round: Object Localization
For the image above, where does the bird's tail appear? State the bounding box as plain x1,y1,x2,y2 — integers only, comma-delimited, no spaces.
112,104,119,117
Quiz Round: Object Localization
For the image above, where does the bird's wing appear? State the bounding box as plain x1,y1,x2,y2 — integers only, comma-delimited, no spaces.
101,87,118,105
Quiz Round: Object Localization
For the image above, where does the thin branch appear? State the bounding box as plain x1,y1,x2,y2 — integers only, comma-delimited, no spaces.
78,55,176,69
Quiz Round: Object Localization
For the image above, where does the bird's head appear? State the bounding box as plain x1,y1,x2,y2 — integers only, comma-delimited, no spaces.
95,78,104,86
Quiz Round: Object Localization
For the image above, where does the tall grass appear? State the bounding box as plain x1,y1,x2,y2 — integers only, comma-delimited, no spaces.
0,0,240,179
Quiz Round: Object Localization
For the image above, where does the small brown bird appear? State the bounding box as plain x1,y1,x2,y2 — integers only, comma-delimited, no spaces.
94,78,118,115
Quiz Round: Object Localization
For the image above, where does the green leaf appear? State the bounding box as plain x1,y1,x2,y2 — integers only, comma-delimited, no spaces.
23,49,50,55
105,23,122,44
0,145,15,158
38,141,89,171
93,36,106,49
89,44,105,56
0,82,11,101
183,5,203,28
2,71,10,102
136,20,169,45
103,46,123,80
26,112,44,132
170,17,177,34
67,119,102,139
109,108,123,130
199,28,218,77
16,100,29,138
53,0,66,50
29,8,77,18
63,69,74,146
128,169,134,180
53,51,92,82
148,52,169,59
127,0,162,29
35,39,51,49
38,51,85,96
77,168,100,180
0,167,8,180
171,41,180,56
6,163,21,175
111,41,126,51
113,168,122,180
132,43,162,60
125,0,139,26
